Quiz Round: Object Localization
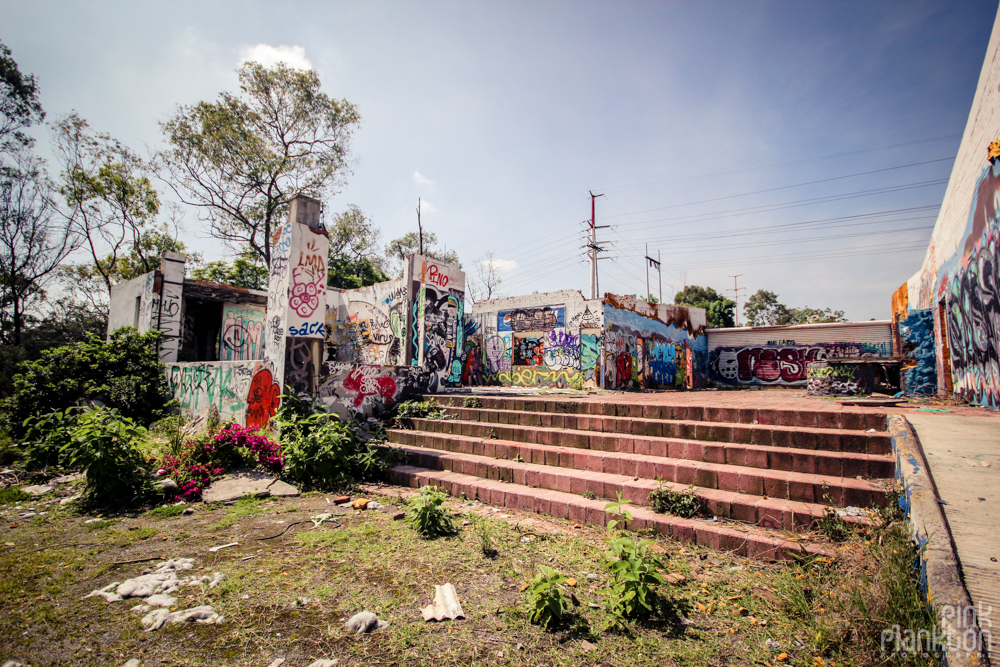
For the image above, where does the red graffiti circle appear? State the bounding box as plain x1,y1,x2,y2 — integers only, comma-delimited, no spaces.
246,368,281,428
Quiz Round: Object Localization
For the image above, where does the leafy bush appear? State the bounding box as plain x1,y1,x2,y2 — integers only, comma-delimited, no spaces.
407,485,454,538
523,566,572,629
64,408,153,505
274,394,395,489
392,399,448,425
648,483,702,518
463,396,483,408
22,408,80,470
2,328,173,437
0,486,31,504
601,497,667,622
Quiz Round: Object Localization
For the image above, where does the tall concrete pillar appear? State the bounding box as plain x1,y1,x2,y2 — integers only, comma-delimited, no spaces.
261,194,329,397
156,251,186,362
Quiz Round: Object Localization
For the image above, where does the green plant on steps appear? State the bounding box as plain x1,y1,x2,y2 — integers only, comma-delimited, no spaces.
392,399,449,426
463,396,483,408
817,485,849,542
601,495,667,624
523,565,573,629
648,482,702,518
407,485,455,538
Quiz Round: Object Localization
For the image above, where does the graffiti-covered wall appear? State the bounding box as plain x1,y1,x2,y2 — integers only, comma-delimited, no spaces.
468,290,604,389
325,280,409,366
407,255,466,392
221,303,265,361
601,294,707,390
898,8,1000,407
706,321,894,386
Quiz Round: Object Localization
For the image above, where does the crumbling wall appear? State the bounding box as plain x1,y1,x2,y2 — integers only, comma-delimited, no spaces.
468,290,604,388
601,294,707,390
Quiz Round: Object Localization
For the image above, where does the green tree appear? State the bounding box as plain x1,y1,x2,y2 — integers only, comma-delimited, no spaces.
328,256,389,290
190,247,269,290
673,285,735,328
743,289,846,326
0,40,45,153
1,149,78,345
2,328,172,437
385,230,461,278
160,61,361,268
54,113,161,296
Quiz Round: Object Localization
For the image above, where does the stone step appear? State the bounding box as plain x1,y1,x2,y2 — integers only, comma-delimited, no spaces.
387,444,883,531
387,464,835,561
386,429,893,504
406,415,891,456
425,395,888,432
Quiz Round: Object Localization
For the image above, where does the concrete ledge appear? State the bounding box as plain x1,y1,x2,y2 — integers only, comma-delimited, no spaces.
890,415,990,667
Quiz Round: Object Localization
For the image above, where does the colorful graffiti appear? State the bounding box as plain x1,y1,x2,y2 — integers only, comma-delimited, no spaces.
461,335,483,386
708,342,889,385
580,331,601,384
935,163,1000,407
900,309,937,395
221,305,265,361
487,367,578,388
602,300,706,390
513,335,545,366
498,306,565,332
342,366,398,409
246,367,281,428
167,362,255,420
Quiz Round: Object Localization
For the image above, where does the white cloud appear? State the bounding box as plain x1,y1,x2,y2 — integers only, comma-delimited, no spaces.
418,199,438,214
238,43,313,70
413,170,435,186
484,257,519,273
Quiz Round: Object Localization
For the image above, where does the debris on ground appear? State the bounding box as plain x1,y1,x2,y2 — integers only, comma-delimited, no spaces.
310,513,338,528
21,485,53,497
836,507,866,518
208,542,238,553
420,583,466,621
201,472,299,503
345,610,390,633
83,557,225,632
141,604,223,631
305,660,339,667
352,498,371,510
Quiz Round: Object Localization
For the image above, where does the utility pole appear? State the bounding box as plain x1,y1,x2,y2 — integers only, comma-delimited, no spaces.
416,198,424,254
644,245,661,304
728,274,746,327
588,191,607,299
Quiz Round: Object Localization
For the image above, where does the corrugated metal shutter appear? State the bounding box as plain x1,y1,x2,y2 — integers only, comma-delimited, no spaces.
707,321,893,354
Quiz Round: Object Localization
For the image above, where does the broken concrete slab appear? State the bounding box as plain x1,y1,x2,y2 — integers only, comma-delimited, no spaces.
201,472,299,503
21,485,53,497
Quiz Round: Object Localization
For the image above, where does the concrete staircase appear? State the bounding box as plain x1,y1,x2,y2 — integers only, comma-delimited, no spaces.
384,395,894,560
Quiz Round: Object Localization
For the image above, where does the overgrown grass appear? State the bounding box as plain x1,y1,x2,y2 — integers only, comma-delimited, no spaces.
0,487,939,667
0,486,30,504
211,496,267,530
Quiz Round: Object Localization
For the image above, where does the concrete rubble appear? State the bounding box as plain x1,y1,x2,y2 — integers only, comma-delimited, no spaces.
201,471,299,503
420,583,465,621
83,557,225,632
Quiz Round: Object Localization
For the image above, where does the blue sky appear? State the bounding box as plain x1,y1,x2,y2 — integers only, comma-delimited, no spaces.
2,0,996,319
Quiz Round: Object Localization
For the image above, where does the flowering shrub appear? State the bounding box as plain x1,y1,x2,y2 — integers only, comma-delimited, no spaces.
155,422,282,501
214,423,283,472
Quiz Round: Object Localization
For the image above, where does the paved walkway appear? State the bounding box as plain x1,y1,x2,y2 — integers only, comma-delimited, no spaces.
906,412,1000,664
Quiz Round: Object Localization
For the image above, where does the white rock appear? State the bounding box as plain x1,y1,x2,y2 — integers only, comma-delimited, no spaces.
345,610,389,633
131,604,151,613
305,661,339,667
123,660,141,667
144,594,177,607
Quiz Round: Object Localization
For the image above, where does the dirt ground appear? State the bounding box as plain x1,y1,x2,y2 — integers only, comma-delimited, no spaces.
0,476,937,667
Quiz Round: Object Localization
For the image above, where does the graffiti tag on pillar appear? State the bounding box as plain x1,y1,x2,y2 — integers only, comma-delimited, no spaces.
246,369,280,428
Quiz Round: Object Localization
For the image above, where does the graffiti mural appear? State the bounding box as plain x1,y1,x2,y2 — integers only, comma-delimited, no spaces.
246,367,281,428
513,335,545,366
602,299,707,390
221,304,265,361
708,342,889,385
461,335,483,386
580,330,601,385
408,256,465,391
167,361,257,424
935,163,1000,407
498,306,565,332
